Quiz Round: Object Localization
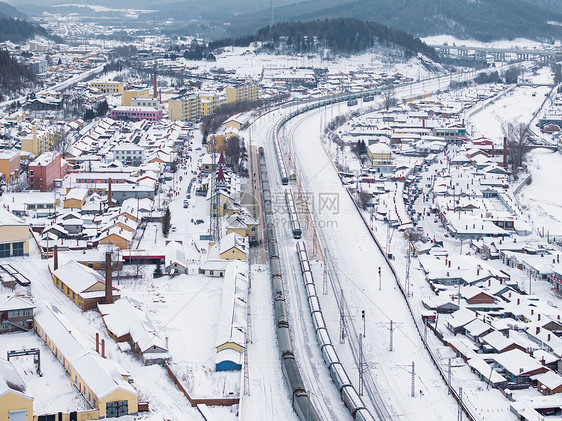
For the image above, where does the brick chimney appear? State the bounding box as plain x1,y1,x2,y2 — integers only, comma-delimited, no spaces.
101,338,106,358
105,252,113,304
107,178,113,208
53,244,59,271
96,332,99,353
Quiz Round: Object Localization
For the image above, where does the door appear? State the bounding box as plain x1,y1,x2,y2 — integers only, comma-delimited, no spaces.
9,410,27,421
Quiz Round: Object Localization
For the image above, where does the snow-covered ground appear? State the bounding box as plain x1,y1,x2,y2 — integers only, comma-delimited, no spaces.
422,35,562,49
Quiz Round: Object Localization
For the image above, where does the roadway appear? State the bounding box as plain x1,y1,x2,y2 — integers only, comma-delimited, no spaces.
0,63,105,110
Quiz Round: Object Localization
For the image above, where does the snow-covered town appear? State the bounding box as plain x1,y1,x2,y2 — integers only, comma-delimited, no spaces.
0,2,562,421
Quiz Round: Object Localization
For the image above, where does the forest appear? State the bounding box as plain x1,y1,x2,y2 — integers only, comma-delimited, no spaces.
192,18,438,61
0,49,36,102
0,18,52,43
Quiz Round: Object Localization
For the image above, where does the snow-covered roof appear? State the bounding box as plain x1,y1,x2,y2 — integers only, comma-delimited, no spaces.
52,260,107,294
493,349,544,375
216,261,247,352
0,358,29,398
532,370,562,390
467,357,506,384
464,318,492,337
0,208,28,227
98,298,169,355
34,304,136,400
0,296,35,312
165,241,187,269
219,232,247,256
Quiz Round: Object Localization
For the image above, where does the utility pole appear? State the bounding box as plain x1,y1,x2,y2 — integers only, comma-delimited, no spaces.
411,361,415,398
323,248,328,295
339,289,346,344
448,358,452,394
389,320,394,352
358,334,364,396
378,266,382,291
457,387,463,421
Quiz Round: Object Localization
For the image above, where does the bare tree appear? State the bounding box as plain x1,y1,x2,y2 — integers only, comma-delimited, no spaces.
502,122,530,175
50,129,72,157
381,80,397,110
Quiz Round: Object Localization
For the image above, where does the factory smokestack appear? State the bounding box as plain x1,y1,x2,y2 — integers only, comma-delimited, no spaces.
105,252,113,304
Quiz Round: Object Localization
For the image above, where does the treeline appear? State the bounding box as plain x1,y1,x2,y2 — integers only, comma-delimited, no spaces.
0,49,35,100
253,19,438,61
0,18,51,43
201,93,289,140
184,18,438,61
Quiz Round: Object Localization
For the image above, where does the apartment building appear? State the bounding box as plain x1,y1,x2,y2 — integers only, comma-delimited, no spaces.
21,126,66,156
90,81,124,94
225,80,259,103
28,151,67,192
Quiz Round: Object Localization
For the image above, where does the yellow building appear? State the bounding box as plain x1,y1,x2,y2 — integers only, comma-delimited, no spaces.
219,233,248,261
0,149,20,185
63,188,89,209
169,92,226,122
122,88,150,106
51,259,120,311
168,95,199,122
226,80,259,104
200,92,226,116
225,213,259,245
208,134,227,153
98,228,133,250
34,306,138,418
21,126,66,156
0,359,33,421
367,143,393,165
0,209,29,257
90,81,124,94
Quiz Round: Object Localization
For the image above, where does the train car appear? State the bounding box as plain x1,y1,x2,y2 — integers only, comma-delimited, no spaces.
342,385,366,417
347,99,358,106
330,362,352,392
355,408,377,421
285,190,302,239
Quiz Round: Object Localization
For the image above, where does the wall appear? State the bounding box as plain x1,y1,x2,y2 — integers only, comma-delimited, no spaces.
0,392,33,421
0,225,29,256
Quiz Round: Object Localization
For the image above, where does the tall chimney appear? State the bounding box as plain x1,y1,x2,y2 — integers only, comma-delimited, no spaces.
101,339,106,358
502,137,508,169
96,332,99,353
107,178,113,208
153,70,157,99
105,252,113,304
53,244,59,270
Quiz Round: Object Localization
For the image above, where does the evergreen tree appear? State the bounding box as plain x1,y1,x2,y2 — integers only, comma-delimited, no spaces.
162,207,171,237
83,108,95,121
153,261,163,277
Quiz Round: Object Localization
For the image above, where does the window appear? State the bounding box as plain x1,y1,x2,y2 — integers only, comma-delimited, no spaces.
106,400,128,417
12,242,24,256
0,243,10,257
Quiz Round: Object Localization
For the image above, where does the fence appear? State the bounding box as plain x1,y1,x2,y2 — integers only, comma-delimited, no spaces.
165,363,240,407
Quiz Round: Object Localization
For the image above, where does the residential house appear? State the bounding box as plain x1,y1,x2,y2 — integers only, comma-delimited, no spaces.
0,358,33,421
0,297,35,334
0,209,29,257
